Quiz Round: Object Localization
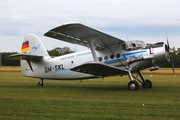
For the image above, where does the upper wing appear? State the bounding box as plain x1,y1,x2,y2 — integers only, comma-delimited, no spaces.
71,62,128,77
44,23,125,49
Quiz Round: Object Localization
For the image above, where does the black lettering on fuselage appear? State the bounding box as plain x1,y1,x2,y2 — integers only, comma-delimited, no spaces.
55,64,65,71
45,64,65,73
45,66,52,73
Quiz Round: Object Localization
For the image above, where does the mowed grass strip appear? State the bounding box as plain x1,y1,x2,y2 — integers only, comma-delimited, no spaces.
0,72,180,120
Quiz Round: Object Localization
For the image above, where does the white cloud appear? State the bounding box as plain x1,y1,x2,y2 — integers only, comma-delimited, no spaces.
0,0,180,52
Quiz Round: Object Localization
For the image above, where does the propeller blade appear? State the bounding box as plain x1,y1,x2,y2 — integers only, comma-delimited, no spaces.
165,30,175,74
167,39,170,51
170,56,175,74
165,30,170,51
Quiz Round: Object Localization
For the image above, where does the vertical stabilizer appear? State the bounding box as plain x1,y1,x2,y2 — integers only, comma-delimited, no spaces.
20,34,49,77
21,34,49,56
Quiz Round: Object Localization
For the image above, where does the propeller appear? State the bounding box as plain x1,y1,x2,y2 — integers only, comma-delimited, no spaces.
166,31,175,74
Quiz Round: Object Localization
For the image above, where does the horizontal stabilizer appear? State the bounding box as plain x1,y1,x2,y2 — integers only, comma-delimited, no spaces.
71,62,128,77
7,53,43,61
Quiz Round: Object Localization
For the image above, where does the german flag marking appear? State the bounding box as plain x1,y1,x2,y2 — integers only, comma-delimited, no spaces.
21,41,30,53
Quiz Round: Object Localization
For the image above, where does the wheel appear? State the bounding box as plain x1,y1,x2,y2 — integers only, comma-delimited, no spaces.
142,79,152,88
128,81,139,90
38,81,43,86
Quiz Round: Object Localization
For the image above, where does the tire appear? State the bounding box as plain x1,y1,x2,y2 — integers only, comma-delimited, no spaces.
142,79,152,88
38,82,43,86
128,81,139,90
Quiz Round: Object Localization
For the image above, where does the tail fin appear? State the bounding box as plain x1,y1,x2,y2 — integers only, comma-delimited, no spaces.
7,34,50,77
21,34,49,56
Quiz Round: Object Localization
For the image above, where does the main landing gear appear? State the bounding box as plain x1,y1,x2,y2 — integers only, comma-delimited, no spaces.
38,78,44,86
127,71,152,91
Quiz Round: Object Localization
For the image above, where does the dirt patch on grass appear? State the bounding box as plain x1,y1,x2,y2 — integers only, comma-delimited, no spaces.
142,70,179,74
0,67,20,72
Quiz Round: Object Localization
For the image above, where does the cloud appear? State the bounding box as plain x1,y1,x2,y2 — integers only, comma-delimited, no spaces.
0,0,180,52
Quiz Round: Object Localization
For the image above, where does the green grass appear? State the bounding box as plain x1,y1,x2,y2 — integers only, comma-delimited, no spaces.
0,72,180,120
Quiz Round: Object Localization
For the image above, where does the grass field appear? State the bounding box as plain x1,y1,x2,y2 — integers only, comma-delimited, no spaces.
0,71,180,120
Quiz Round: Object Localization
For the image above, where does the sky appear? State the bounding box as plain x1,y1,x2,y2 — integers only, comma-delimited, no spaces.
0,0,180,52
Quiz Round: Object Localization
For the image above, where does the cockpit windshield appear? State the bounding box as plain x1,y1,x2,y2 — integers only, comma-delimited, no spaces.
123,40,146,51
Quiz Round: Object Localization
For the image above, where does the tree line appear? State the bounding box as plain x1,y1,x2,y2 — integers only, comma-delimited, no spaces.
1,47,180,68
0,47,74,66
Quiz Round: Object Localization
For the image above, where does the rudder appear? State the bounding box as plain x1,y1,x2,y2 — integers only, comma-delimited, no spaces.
21,34,49,56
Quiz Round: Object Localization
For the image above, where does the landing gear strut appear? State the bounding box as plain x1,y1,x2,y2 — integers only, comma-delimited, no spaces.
127,71,152,90
137,71,152,89
38,78,44,86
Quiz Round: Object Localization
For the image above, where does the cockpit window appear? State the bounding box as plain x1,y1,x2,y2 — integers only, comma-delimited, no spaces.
123,40,146,51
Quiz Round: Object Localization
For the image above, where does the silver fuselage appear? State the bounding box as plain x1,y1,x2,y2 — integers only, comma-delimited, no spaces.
21,43,168,80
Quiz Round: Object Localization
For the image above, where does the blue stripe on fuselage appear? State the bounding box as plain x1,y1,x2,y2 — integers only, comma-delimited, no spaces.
104,50,147,64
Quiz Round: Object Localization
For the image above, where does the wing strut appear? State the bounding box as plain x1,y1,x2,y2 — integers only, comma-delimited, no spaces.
96,36,128,70
87,38,98,62
26,60,33,72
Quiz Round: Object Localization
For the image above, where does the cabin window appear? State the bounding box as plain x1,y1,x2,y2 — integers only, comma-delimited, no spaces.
104,56,109,60
98,57,103,62
124,40,146,51
110,55,115,59
116,53,121,58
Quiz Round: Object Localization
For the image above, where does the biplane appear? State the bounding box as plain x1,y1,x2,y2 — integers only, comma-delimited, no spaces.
8,23,174,90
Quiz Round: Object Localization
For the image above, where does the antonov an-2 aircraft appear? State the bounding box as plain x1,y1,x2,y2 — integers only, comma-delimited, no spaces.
8,23,174,90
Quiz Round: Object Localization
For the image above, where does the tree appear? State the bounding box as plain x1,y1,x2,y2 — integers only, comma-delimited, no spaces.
0,47,74,66
47,47,74,57
173,51,180,67
2,47,180,68
1,52,20,66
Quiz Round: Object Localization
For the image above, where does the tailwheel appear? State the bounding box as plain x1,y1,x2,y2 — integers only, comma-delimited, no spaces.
38,82,43,86
38,79,44,86
128,81,139,91
142,79,152,89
